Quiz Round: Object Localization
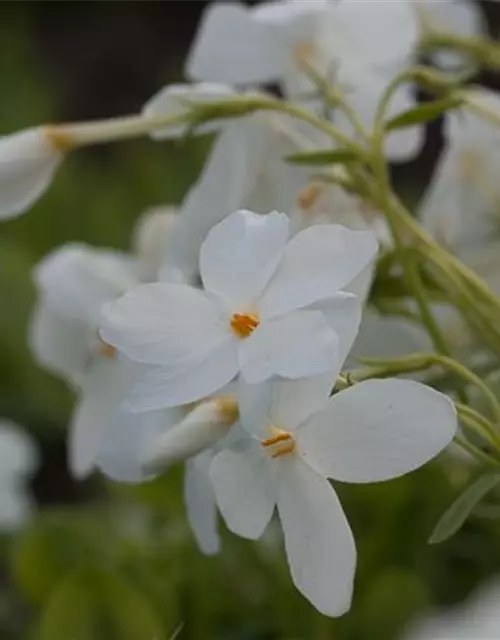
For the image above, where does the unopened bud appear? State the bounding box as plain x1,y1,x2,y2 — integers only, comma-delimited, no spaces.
0,126,63,220
142,396,238,472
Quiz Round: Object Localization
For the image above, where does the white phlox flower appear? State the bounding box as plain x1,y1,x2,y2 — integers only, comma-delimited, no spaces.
97,394,239,555
101,209,378,409
419,89,500,252
0,126,64,220
0,421,39,529
29,209,178,478
210,375,457,616
401,578,500,639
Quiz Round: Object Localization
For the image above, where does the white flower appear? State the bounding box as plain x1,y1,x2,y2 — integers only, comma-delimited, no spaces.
97,395,239,556
210,375,457,616
0,421,38,529
402,578,500,639
101,210,377,409
30,206,180,479
419,89,500,252
131,205,178,281
0,127,63,220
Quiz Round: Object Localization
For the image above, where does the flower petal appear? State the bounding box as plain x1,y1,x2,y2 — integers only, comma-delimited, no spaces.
100,282,228,366
239,310,339,383
185,453,220,555
0,421,38,477
210,443,275,540
69,356,145,479
277,457,356,617
28,302,89,384
258,225,378,318
238,374,334,439
186,3,285,85
200,209,289,306
95,408,181,483
0,127,62,220
299,379,457,483
143,82,234,140
35,244,137,326
126,338,238,410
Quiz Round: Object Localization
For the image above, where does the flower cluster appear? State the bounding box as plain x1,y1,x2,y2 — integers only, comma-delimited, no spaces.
10,0,500,623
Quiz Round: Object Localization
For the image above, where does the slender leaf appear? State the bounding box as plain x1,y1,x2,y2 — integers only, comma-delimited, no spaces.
429,471,500,544
285,149,360,166
386,96,463,131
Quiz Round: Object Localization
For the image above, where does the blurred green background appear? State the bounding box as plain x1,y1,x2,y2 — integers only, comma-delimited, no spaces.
2,2,500,639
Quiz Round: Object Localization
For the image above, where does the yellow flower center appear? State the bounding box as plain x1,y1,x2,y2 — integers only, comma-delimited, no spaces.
96,340,117,359
261,429,296,459
297,184,323,212
230,312,260,339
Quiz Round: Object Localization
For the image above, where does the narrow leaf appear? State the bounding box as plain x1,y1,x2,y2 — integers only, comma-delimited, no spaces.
386,96,463,131
285,149,360,166
429,471,500,544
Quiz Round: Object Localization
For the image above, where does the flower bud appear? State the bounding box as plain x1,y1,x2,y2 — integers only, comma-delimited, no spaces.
142,396,238,473
0,126,63,220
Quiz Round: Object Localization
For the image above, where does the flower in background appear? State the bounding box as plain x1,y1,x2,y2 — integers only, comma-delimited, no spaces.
0,421,38,529
101,209,377,408
211,374,457,615
0,127,64,220
29,208,177,478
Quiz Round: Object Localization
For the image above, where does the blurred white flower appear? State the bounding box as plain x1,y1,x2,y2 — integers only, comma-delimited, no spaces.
0,127,63,221
101,209,377,408
29,208,178,478
419,89,500,252
0,421,38,529
211,374,457,616
401,578,500,639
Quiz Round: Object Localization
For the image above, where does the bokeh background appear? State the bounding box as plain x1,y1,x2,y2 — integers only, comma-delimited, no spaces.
2,2,500,638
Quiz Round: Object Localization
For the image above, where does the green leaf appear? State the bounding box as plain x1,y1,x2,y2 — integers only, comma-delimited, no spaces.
38,566,164,640
284,149,360,166
386,96,463,131
429,471,500,544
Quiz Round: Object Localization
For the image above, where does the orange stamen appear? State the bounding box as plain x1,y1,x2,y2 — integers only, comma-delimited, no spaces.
262,432,293,447
297,184,322,212
230,312,260,339
271,443,296,459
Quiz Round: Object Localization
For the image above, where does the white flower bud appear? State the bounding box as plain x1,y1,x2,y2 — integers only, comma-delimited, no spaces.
142,396,238,473
0,126,63,220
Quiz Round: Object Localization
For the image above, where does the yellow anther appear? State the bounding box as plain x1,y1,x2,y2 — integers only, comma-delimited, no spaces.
262,432,293,447
293,41,316,67
230,312,260,339
97,341,117,359
215,396,239,425
297,184,323,212
271,443,296,459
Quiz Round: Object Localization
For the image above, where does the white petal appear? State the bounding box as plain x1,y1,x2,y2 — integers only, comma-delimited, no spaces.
311,293,363,369
69,356,144,478
35,244,137,327
200,210,289,306
185,454,220,555
0,483,33,529
28,302,89,384
277,457,356,617
142,397,238,470
95,408,182,483
100,282,228,365
298,379,457,483
143,82,234,140
0,421,38,477
126,338,238,410
258,225,378,319
239,310,339,383
162,119,269,282
210,444,275,540
186,3,285,85
132,205,179,281
238,374,334,439
0,127,62,220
